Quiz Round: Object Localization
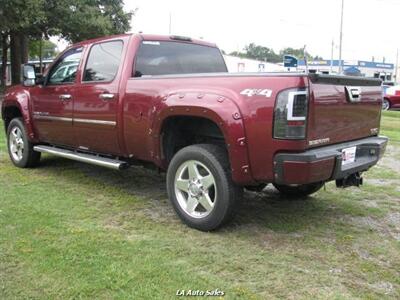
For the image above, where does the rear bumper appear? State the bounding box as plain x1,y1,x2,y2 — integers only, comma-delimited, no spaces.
273,136,388,185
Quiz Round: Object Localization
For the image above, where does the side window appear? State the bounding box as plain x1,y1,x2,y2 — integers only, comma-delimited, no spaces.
83,41,123,82
48,47,82,85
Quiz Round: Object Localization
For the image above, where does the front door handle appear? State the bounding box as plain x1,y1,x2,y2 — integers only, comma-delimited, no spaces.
99,93,115,101
59,94,72,101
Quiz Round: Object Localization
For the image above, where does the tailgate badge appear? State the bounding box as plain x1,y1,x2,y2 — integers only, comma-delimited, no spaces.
309,138,330,146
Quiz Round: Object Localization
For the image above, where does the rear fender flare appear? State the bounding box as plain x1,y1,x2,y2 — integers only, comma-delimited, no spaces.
152,92,255,185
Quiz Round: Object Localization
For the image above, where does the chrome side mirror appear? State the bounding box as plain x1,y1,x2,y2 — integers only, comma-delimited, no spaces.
21,64,36,86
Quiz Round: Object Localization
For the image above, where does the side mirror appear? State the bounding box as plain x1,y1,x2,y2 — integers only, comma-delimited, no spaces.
21,64,36,87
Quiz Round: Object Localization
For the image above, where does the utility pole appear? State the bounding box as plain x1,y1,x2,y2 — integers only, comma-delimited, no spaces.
330,39,334,74
338,0,344,74
303,45,308,74
39,38,43,73
395,48,399,84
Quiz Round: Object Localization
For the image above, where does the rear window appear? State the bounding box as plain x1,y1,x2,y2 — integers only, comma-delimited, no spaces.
134,41,227,77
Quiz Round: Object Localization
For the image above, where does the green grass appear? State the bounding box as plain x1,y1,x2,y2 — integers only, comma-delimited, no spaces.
1,114,400,299
381,111,400,143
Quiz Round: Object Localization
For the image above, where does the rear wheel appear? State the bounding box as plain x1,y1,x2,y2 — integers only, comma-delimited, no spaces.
7,118,41,168
382,99,390,110
273,182,323,198
167,144,242,231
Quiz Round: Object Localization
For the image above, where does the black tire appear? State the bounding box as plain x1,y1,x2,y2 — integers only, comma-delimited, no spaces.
7,118,41,168
166,144,242,231
273,182,323,198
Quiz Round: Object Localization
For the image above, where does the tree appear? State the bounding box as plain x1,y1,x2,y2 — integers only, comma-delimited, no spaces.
229,43,323,64
244,43,281,63
279,47,322,62
0,0,133,85
29,40,57,60
47,0,132,43
0,0,46,84
0,32,9,89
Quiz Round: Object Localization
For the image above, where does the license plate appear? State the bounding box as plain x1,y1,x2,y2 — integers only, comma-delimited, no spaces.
342,146,357,166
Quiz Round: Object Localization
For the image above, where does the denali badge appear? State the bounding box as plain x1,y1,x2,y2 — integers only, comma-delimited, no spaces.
309,138,330,146
240,89,272,97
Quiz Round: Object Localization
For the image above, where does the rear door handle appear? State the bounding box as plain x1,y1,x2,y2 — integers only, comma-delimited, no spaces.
59,94,72,101
99,93,115,101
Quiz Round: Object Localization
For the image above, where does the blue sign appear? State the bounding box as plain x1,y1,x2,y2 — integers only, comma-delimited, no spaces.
297,59,394,70
284,55,298,68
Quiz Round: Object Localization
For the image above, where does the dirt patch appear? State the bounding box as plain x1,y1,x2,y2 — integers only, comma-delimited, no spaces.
380,144,400,174
347,214,400,241
369,282,395,295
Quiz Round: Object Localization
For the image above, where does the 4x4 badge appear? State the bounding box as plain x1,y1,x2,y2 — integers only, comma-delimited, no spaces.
240,89,272,97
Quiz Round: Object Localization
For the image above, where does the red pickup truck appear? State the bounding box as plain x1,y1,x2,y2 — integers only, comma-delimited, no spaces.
2,34,388,231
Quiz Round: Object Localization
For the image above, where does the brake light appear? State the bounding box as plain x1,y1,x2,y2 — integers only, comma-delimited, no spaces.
395,89,400,96
273,88,308,139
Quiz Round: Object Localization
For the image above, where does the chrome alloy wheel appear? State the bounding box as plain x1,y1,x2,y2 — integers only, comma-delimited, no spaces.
382,99,390,111
9,127,25,162
174,160,217,218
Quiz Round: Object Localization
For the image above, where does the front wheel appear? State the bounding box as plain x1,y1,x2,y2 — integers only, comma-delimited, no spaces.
382,99,390,111
166,144,242,231
7,118,41,168
273,182,323,198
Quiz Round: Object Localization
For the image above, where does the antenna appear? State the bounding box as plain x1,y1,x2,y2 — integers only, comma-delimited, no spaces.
169,12,172,35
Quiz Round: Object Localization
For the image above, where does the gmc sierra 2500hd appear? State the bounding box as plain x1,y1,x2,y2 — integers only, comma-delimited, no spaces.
2,34,388,231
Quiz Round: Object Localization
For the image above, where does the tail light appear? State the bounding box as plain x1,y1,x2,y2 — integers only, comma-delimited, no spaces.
395,89,400,96
273,88,308,139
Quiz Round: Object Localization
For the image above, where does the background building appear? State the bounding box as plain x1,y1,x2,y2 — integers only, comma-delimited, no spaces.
223,55,284,73
297,59,394,81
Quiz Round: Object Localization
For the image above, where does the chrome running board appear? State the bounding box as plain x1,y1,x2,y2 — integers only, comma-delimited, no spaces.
33,145,129,170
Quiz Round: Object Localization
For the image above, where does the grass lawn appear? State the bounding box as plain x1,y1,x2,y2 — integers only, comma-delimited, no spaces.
0,111,399,299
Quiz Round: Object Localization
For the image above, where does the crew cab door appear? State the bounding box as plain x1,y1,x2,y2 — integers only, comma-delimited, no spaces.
31,47,83,147
73,40,124,155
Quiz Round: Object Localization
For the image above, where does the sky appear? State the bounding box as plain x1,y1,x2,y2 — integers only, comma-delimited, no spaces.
122,0,400,64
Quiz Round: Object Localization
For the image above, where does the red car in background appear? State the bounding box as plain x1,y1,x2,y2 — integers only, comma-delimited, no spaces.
383,85,400,110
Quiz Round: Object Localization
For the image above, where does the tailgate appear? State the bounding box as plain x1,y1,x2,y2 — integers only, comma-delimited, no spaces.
307,74,382,148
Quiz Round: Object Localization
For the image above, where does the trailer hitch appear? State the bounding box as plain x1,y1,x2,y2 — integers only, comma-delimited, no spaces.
336,172,363,188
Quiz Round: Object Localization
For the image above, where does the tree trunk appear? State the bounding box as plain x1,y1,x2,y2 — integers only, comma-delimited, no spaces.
20,34,29,64
1,33,8,89
10,31,22,85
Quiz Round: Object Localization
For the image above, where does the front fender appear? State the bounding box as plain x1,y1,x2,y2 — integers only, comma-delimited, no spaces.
2,87,37,142
152,91,255,185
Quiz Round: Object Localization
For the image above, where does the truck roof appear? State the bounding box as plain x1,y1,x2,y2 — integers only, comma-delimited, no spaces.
71,33,217,49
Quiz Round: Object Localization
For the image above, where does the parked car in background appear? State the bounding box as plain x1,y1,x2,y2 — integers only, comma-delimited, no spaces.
383,85,400,110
